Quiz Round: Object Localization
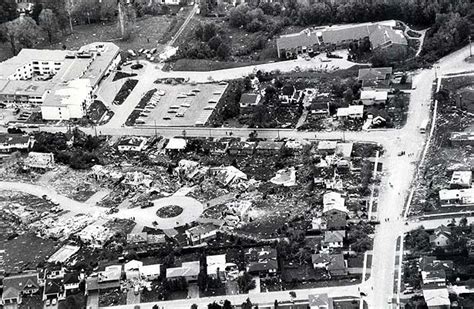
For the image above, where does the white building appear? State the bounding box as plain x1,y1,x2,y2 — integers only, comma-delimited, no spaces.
206,254,226,280
450,171,472,189
117,136,148,152
336,105,364,119
24,152,54,169
359,90,388,105
439,188,474,206
41,79,92,120
139,264,161,281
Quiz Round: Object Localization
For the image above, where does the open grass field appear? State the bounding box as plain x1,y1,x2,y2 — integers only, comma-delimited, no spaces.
168,58,269,71
0,12,181,61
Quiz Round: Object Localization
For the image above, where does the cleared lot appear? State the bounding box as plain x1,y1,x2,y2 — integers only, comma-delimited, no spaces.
136,83,227,127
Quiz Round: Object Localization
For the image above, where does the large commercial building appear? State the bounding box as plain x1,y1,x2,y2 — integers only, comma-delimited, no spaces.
276,20,407,59
0,42,120,120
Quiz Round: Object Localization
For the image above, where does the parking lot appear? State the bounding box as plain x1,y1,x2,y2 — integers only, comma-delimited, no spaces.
136,83,228,127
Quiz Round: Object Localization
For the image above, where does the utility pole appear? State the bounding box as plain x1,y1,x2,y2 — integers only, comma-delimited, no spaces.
469,35,472,58
154,120,157,138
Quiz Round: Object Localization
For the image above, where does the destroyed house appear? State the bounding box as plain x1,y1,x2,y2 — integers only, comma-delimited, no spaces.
227,141,256,156
117,136,148,152
255,141,285,156
245,246,278,276
206,141,229,155
43,278,64,301
24,152,54,169
311,253,347,277
450,132,474,147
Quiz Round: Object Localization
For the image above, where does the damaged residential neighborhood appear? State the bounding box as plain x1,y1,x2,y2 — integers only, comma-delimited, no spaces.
0,0,473,309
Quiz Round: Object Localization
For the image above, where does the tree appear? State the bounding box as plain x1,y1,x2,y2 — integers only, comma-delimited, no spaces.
237,273,255,293
0,2,18,24
39,9,59,43
222,300,232,309
190,305,197,309
203,23,217,42
208,302,221,309
31,3,43,23
241,298,253,309
216,43,231,60
208,35,222,51
4,16,41,55
459,217,468,227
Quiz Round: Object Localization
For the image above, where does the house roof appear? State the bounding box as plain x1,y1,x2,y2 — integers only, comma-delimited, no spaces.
98,265,122,282
239,93,260,105
369,25,407,48
206,254,227,276
44,278,63,295
322,24,374,44
335,143,353,158
419,256,454,272
2,273,39,300
311,253,346,271
360,90,388,101
256,141,285,151
308,293,332,308
125,260,143,271
323,191,348,214
186,224,219,238
63,272,80,285
139,264,161,277
277,30,320,51
450,170,472,186
118,136,147,148
423,288,450,307
324,230,346,243
317,140,337,151
358,67,393,81
127,232,148,243
336,105,364,117
166,261,200,278
245,246,278,273
0,134,31,146
165,138,187,150
439,188,474,203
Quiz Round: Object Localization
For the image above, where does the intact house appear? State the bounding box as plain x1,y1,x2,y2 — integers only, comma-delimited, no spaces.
2,273,40,305
86,265,122,295
418,256,452,309
429,225,453,248
358,67,393,90
276,21,407,59
166,261,200,282
321,230,345,251
359,90,388,106
139,263,161,281
239,93,262,109
245,246,278,278
185,224,220,245
117,136,148,152
206,254,227,281
439,188,474,207
311,253,348,277
336,105,364,120
423,288,450,309
24,152,54,169
0,134,34,153
322,191,348,230
449,170,472,189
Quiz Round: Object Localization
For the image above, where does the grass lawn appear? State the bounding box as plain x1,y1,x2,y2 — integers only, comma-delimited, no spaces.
87,100,108,123
125,109,142,126
0,13,179,61
113,79,138,105
136,88,157,109
113,71,138,82
168,58,269,71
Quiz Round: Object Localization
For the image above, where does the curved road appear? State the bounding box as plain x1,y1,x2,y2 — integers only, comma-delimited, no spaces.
3,44,474,309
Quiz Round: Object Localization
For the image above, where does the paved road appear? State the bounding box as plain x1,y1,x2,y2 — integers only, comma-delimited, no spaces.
4,44,474,309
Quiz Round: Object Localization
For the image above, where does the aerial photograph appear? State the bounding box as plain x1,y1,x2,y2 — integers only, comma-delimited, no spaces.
0,0,473,308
